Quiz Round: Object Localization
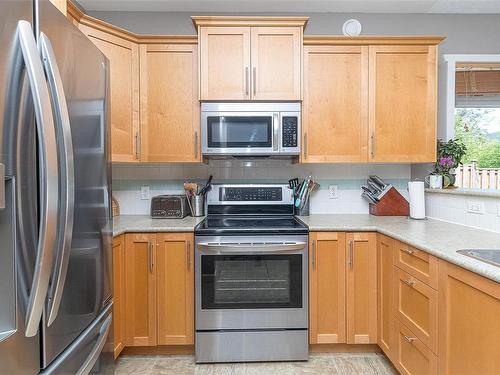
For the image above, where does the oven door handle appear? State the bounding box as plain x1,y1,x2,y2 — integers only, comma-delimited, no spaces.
197,242,307,254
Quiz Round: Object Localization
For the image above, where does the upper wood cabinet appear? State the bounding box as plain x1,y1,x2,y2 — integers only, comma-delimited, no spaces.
139,43,200,162
438,260,500,375
346,232,378,344
199,27,251,100
369,45,437,162
49,0,67,15
194,17,307,101
377,234,395,360
112,235,126,358
309,232,346,344
125,233,157,347
156,233,194,345
302,45,368,162
79,24,140,162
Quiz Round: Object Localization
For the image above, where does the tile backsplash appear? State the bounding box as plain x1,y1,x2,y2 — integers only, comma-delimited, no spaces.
112,160,411,215
425,192,500,233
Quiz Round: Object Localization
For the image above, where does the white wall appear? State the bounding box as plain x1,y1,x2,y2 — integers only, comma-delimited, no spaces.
112,160,410,215
426,192,500,233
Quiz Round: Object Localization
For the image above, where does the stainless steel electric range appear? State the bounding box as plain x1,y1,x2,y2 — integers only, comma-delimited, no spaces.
194,184,309,363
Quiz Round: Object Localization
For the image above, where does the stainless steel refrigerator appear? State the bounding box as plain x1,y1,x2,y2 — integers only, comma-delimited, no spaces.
0,0,113,373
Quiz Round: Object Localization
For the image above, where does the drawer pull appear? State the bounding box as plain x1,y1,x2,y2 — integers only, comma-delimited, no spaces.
404,335,417,343
403,248,415,255
402,279,416,287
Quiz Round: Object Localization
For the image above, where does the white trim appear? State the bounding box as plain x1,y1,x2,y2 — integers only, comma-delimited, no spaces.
444,54,500,140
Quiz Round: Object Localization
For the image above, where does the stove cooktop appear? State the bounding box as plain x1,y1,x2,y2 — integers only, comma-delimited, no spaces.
195,215,309,236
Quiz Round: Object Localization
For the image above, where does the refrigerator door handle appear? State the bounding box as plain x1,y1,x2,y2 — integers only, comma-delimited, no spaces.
75,314,112,375
17,20,59,337
40,33,75,327
0,163,4,210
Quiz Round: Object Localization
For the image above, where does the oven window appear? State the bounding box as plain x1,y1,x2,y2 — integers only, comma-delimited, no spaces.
207,116,272,148
201,254,302,309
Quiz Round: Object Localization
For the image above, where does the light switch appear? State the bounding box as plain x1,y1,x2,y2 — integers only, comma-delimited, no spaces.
467,201,484,214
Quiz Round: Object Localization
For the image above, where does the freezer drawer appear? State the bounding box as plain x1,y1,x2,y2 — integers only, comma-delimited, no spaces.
42,303,113,375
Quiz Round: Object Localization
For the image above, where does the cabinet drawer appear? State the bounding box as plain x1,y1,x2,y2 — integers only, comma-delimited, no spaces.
394,321,437,375
394,242,438,289
394,268,438,354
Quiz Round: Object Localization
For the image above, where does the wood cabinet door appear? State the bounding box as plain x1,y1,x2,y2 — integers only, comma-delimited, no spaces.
112,235,125,358
124,233,157,346
346,233,378,344
156,233,194,345
377,234,395,360
394,241,438,289
302,46,368,163
438,260,500,375
250,27,301,100
140,44,200,162
199,27,251,100
309,232,346,344
80,25,140,162
369,45,437,163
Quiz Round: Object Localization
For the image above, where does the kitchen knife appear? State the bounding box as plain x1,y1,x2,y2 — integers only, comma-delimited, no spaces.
369,175,387,190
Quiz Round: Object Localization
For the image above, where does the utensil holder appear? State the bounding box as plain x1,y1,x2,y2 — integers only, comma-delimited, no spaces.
187,194,205,217
295,196,310,216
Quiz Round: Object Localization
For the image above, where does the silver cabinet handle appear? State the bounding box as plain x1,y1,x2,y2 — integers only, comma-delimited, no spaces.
40,33,76,327
194,131,199,159
273,113,279,152
18,20,59,337
135,132,140,160
186,241,191,270
76,314,112,375
148,242,154,272
245,67,249,96
253,67,257,96
348,240,354,269
370,132,376,158
312,240,317,269
402,279,417,287
403,248,415,255
303,133,308,160
403,335,417,343
0,163,4,210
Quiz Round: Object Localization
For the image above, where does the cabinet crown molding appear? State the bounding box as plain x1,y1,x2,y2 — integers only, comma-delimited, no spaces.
192,16,309,30
304,35,445,45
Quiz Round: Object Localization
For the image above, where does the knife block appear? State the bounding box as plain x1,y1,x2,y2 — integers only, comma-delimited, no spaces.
369,187,409,216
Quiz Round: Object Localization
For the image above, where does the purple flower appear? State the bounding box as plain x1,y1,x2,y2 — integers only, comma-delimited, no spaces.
438,156,455,168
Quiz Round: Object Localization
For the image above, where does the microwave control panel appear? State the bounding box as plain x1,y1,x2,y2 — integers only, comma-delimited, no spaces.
282,116,298,148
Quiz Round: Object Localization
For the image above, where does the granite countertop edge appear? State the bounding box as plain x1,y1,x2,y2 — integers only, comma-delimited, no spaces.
113,214,500,283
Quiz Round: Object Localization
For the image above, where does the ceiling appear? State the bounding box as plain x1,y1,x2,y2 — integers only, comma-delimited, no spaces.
77,0,500,13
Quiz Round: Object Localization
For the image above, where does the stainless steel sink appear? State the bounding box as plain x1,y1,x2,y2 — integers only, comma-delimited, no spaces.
457,249,500,267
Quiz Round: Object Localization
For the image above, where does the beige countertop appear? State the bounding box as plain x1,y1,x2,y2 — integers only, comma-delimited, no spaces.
113,214,500,283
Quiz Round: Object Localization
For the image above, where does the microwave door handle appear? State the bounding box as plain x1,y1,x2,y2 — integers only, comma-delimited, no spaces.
40,33,75,326
273,113,279,152
197,242,307,254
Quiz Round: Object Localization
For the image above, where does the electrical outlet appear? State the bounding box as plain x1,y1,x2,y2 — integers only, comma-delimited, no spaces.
329,185,338,199
497,203,500,217
467,201,484,214
140,185,150,200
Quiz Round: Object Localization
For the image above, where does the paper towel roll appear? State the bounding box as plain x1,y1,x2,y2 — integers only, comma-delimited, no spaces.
408,181,425,220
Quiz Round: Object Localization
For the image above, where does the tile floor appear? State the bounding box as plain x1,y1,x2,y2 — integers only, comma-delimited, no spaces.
115,353,398,374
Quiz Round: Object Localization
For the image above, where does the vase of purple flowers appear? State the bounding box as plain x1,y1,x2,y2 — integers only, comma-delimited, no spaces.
431,139,467,188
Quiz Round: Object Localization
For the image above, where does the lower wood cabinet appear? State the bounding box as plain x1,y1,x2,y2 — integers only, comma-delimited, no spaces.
112,235,126,358
125,233,157,346
438,260,500,375
156,233,194,345
123,232,194,348
309,232,346,344
309,232,377,345
377,234,395,359
346,233,377,344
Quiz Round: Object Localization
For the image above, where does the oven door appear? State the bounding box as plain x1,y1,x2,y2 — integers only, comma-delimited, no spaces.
201,112,280,155
195,235,308,330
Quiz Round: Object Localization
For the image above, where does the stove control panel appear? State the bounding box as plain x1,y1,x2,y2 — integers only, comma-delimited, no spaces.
221,187,283,201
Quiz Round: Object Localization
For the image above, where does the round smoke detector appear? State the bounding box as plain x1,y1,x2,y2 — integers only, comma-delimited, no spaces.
342,19,362,36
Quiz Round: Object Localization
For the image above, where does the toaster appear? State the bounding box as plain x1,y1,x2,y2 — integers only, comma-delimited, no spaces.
151,195,189,219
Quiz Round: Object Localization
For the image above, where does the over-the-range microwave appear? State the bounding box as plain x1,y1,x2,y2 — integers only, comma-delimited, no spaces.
201,102,301,157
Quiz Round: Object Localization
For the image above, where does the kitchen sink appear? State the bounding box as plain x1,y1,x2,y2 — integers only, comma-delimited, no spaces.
457,249,500,267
